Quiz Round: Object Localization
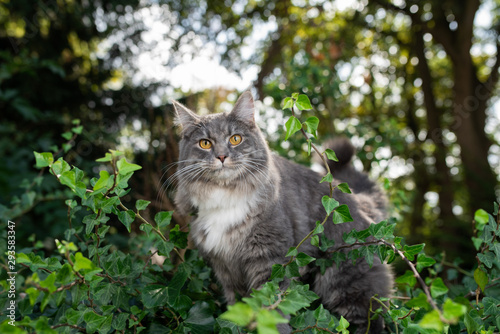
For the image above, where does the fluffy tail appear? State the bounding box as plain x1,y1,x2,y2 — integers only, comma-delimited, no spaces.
326,138,387,218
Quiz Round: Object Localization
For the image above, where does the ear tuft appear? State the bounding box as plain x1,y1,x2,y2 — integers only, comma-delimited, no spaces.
230,90,255,124
171,99,200,130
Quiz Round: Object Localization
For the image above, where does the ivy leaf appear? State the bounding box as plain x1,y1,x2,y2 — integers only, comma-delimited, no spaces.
278,289,313,315
477,252,495,268
141,285,169,308
296,252,315,266
464,311,479,334
321,196,339,215
59,170,76,190
118,210,136,233
135,199,151,211
324,149,339,162
369,221,386,239
256,309,288,334
313,221,324,235
184,302,215,333
303,116,319,138
72,125,83,134
62,131,73,140
170,224,189,249
285,261,300,278
430,277,448,298
483,297,500,316
96,153,112,162
155,211,173,229
406,292,430,310
419,310,444,332
221,302,254,326
286,247,298,257
295,94,313,110
282,97,293,110
403,243,425,261
474,209,489,230
116,157,142,175
271,264,285,280
395,270,416,287
474,268,488,292
285,116,302,140
310,235,320,247
336,316,350,334
93,170,111,191
332,205,353,224
337,183,351,194
416,253,436,272
320,173,333,184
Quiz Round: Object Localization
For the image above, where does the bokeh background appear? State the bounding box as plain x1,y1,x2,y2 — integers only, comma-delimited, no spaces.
1,0,499,266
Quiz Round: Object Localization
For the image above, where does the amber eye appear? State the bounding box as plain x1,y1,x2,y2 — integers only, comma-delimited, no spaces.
199,139,212,149
229,134,242,146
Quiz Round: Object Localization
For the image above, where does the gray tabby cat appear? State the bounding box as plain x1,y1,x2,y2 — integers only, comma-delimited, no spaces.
172,91,393,333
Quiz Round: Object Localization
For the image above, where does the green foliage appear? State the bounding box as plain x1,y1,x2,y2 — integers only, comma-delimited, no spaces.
1,96,499,333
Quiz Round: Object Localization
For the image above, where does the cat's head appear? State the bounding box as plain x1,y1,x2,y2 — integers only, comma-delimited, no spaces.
171,90,270,188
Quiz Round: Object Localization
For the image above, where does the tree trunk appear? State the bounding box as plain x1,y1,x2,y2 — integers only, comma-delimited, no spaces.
451,61,497,214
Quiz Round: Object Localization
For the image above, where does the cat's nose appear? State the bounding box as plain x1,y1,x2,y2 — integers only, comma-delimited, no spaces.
217,155,227,163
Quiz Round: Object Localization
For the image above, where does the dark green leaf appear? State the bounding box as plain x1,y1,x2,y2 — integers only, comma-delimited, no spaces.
185,302,215,333
286,247,298,257
332,205,353,224
483,297,499,316
155,211,173,229
337,183,351,194
477,252,495,268
135,199,151,211
118,210,135,233
271,264,285,280
141,285,169,308
296,252,315,266
170,224,189,249
285,261,300,278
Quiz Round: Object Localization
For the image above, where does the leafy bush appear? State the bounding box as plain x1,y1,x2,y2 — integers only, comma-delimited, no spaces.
1,94,499,333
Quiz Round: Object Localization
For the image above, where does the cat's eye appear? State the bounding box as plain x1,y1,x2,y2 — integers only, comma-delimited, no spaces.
229,134,242,146
199,139,212,149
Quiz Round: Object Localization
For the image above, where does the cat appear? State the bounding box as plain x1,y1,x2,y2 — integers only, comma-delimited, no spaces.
171,90,393,333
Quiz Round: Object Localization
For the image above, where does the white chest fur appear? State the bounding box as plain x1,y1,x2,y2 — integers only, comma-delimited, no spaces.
190,186,258,255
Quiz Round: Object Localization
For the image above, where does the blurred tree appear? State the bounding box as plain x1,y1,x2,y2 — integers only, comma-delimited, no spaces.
162,0,500,259
0,0,146,244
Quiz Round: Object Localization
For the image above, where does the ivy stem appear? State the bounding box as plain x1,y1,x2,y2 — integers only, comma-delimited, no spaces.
380,240,443,320
290,104,334,197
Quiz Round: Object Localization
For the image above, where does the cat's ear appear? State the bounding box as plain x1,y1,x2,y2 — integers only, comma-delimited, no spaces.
230,90,255,125
171,100,200,130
